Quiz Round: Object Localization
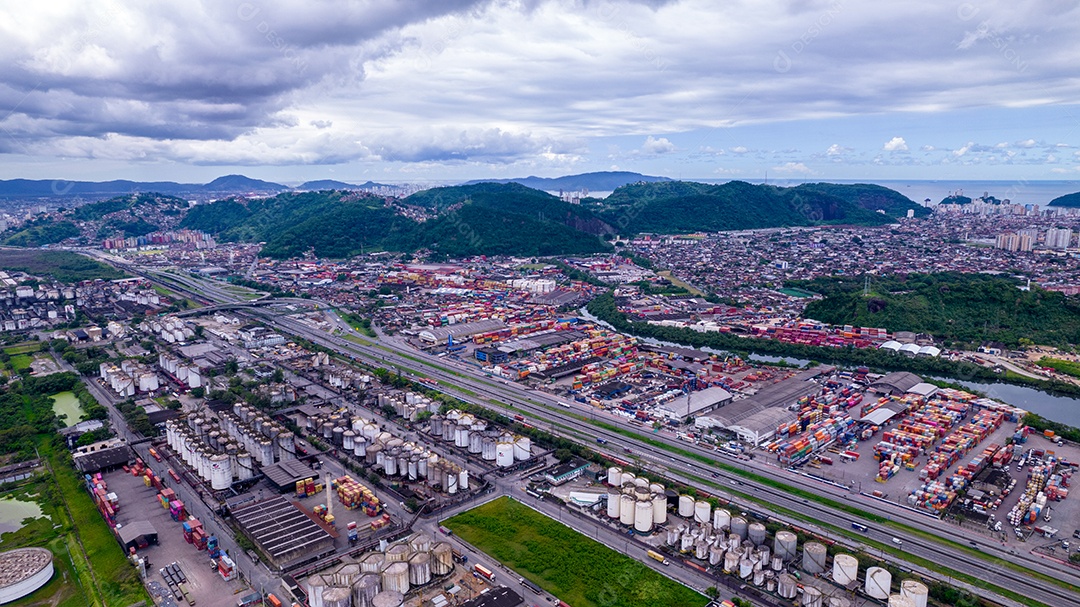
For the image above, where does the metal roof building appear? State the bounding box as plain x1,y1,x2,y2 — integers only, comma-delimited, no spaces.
696,369,827,445
657,386,733,420
418,319,507,344
868,372,922,395
231,496,336,570
262,459,321,492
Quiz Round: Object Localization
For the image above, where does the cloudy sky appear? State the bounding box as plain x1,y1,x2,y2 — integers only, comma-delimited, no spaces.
1,0,1079,184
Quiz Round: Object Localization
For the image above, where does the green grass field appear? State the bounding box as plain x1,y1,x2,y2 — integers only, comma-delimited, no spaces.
1039,357,1080,378
444,497,707,607
3,343,41,356
10,354,34,371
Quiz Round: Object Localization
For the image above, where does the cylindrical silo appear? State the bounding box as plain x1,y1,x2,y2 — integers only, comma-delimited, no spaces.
802,542,827,574
343,431,356,452
723,551,739,573
900,580,928,607
607,491,621,519
694,539,708,560
777,573,798,599
739,558,753,579
496,440,514,467
619,494,635,526
385,544,411,563
773,530,797,561
408,552,431,586
712,508,730,530
748,522,766,546
352,574,381,607
678,495,694,518
753,569,765,587
652,494,667,525
730,516,748,539
380,562,409,595
833,554,858,586
322,586,351,607
236,451,253,480
210,454,231,490
693,500,711,524
459,469,469,491
360,553,385,574
607,467,622,486
306,575,328,607
864,566,892,600
431,543,453,576
634,500,653,534
802,586,823,607
514,436,531,461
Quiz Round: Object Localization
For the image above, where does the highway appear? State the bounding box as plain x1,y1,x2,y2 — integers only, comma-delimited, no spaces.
107,261,1079,607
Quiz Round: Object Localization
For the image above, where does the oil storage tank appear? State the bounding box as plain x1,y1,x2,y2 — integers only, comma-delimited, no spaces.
431,543,454,576
607,491,621,519
730,516,748,539
777,573,798,599
408,552,431,586
900,580,929,607
380,562,409,595
634,500,653,533
352,574,381,607
832,554,858,585
694,500,711,524
619,494,635,526
652,494,667,525
712,508,731,530
802,542,827,574
802,586,823,607
888,595,915,607
678,495,694,518
773,531,797,560
865,566,892,600
747,522,766,546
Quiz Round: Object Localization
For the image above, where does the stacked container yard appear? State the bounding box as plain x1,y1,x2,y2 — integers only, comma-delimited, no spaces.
334,475,382,516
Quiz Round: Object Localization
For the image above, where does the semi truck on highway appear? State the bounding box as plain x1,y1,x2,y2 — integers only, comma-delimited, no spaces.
647,550,670,565
474,564,496,582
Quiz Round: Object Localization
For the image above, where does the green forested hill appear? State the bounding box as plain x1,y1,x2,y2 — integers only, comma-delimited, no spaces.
1049,191,1080,207
596,181,923,233
793,272,1080,347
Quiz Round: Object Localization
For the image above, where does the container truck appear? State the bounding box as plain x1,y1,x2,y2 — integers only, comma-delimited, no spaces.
646,550,669,565
473,564,495,582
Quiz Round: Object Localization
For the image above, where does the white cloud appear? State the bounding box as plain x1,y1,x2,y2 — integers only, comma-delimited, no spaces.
640,136,676,154
730,146,749,154
771,161,813,175
920,145,935,152
1017,138,1038,148
826,144,844,156
953,141,974,157
883,137,908,152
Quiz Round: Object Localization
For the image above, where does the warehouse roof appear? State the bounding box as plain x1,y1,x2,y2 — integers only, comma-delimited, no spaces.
418,319,507,343
262,459,319,491
231,496,335,568
869,372,922,395
460,586,523,607
661,386,733,420
72,445,133,473
116,521,158,549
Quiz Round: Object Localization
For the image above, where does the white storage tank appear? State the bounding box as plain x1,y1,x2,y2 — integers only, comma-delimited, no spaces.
694,540,707,560
210,454,231,490
665,527,681,546
723,551,739,573
306,575,328,607
630,496,648,529
322,587,351,607
620,472,636,487
607,491,621,519
693,500,711,524
889,595,915,607
649,482,664,494
496,440,515,467
677,495,694,518
739,558,753,579
803,542,827,574
236,452,254,480
900,580,929,607
481,437,497,461
431,543,454,576
680,531,694,553
730,516,748,539
514,436,531,461
607,467,622,486
712,508,731,530
408,552,431,586
709,544,724,565
802,586,823,607
352,574,381,607
748,522,767,546
459,469,469,491
773,530,797,561
370,590,403,607
833,554,858,585
619,495,635,526
343,431,356,452
865,566,892,600
651,494,667,525
777,573,798,599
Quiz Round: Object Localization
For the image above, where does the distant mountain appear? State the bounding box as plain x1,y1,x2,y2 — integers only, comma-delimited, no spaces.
940,194,973,204
0,175,289,199
595,180,925,233
1049,191,1080,207
464,171,670,192
296,179,394,191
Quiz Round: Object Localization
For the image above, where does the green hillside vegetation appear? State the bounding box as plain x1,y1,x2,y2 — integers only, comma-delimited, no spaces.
940,194,973,205
1049,191,1080,207
792,272,1080,347
1038,357,1080,378
0,249,125,282
72,192,188,221
596,181,922,233
444,496,706,607
1,219,80,247
97,217,159,238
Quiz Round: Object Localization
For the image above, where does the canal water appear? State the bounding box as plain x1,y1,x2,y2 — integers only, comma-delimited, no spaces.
50,391,84,427
0,496,44,535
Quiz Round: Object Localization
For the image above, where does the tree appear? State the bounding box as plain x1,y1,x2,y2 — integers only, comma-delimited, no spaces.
224,359,239,374
554,448,574,462
705,587,719,599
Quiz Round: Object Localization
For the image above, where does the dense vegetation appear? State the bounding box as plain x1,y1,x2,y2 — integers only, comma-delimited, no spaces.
97,217,159,238
0,249,126,282
793,272,1080,347
1023,413,1080,444
1048,191,1080,207
594,180,925,233
1038,357,1080,378
444,497,707,607
1,218,79,246
72,192,188,221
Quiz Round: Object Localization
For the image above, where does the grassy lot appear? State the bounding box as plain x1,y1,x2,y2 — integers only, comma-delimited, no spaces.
656,270,704,296
10,354,34,371
1039,357,1080,378
0,249,126,283
3,343,42,356
444,497,707,607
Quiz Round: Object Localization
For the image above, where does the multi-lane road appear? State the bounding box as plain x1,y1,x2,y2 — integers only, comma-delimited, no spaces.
106,260,1080,607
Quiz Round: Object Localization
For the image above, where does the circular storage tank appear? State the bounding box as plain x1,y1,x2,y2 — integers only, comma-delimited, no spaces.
352,574,381,607
621,472,636,486
652,494,667,525
607,467,622,486
380,562,409,595
495,441,515,467
619,495,635,526
864,566,892,600
802,586,823,607
514,436,531,460
322,586,351,607
709,544,725,566
385,544,411,563
723,551,739,573
832,553,858,585
774,530,797,561
0,547,53,604
730,516,748,539
747,522,766,546
694,540,708,561
827,597,850,607
370,590,404,607
900,580,929,607
677,495,694,518
408,552,431,586
607,491,621,519
712,508,731,530
802,542,827,574
694,500,711,524
431,543,454,576
739,558,753,579
888,595,915,607
210,454,232,490
360,552,385,573
777,573,798,599
634,500,653,533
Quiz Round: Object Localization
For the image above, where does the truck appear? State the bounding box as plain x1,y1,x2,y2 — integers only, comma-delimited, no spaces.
149,448,163,462
646,550,669,565
473,564,495,582
451,548,468,564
